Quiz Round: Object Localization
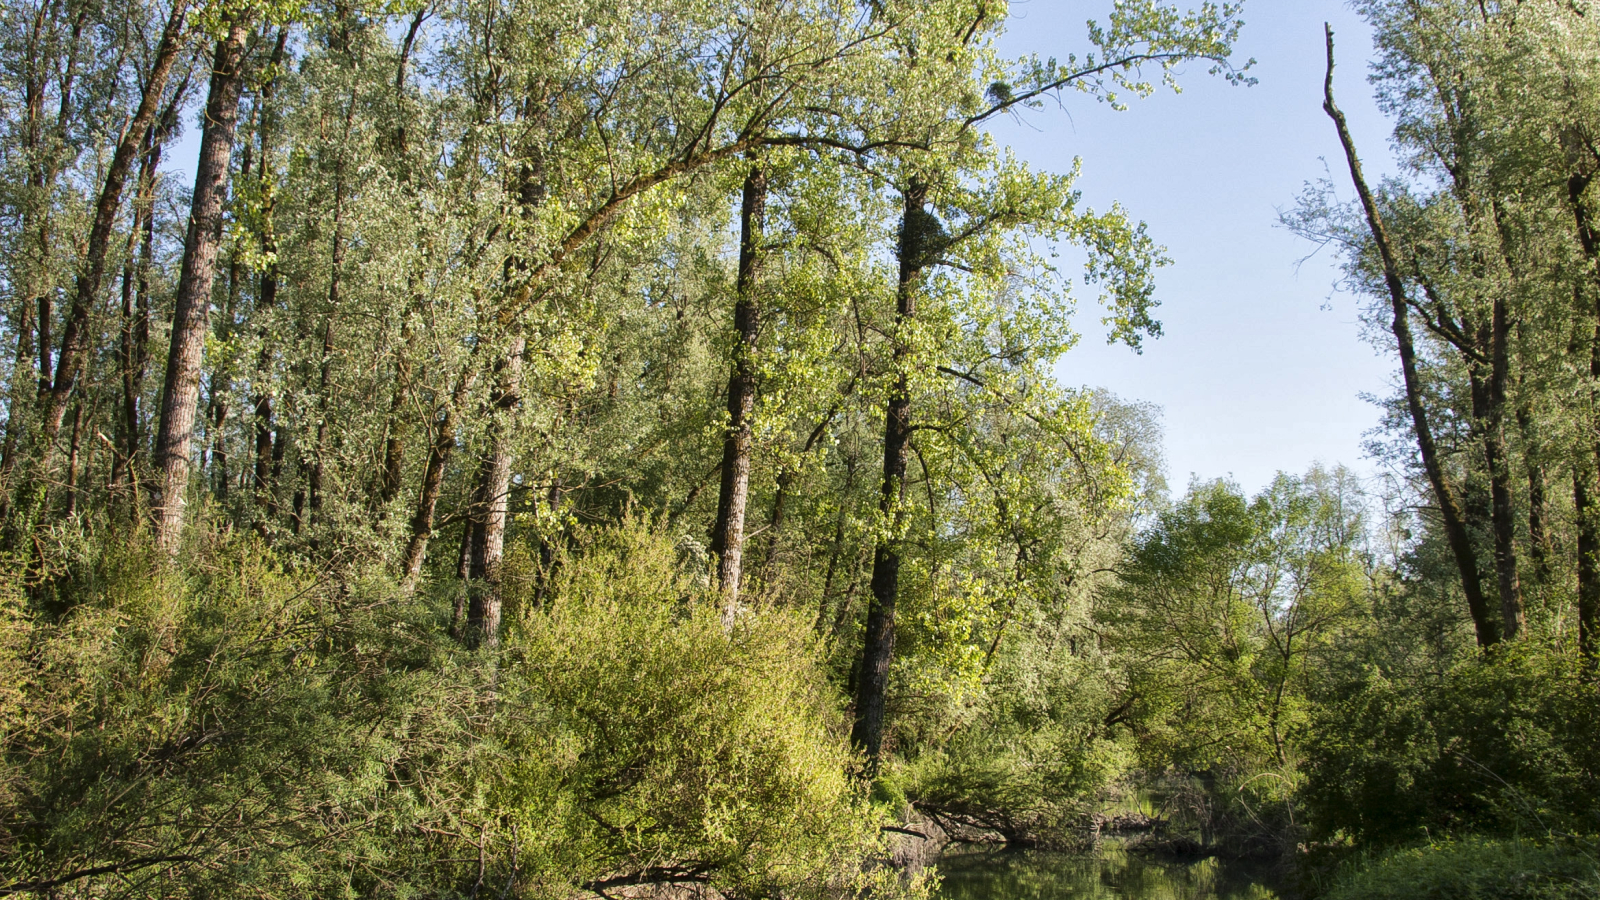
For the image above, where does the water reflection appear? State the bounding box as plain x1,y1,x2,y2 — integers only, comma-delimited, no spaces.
934,848,1281,900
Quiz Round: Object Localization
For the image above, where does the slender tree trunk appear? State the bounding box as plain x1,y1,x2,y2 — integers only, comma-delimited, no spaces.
401,373,474,588
709,166,767,623
63,402,81,517
1324,28,1498,647
38,0,189,468
112,136,159,503
247,29,287,534
308,108,352,523
1577,471,1599,675
1480,298,1523,638
152,22,249,553
853,180,931,770
1568,170,1600,668
762,407,838,583
815,451,858,635
1516,396,1551,587
378,313,413,505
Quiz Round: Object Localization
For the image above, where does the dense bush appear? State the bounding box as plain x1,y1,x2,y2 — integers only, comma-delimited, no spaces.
1299,646,1600,844
0,523,913,899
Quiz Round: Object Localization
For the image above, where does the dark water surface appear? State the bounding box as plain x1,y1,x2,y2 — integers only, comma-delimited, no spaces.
933,848,1282,900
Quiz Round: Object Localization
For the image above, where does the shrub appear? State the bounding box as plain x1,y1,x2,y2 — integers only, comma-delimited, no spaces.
1299,646,1600,844
1322,837,1600,900
0,523,917,900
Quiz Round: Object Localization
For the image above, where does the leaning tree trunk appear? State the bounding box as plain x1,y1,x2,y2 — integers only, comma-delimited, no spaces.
709,165,767,624
400,372,474,589
852,180,931,772
36,0,189,477
1324,27,1499,647
152,22,249,554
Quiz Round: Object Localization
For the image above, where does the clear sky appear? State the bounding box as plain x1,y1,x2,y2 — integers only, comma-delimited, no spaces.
989,1,1401,495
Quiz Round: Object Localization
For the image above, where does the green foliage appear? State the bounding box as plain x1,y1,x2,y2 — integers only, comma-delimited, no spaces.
0,524,919,899
1100,468,1366,773
1299,646,1600,845
1322,837,1600,900
483,523,900,899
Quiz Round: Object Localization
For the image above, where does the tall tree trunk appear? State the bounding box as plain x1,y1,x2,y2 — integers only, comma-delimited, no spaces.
37,0,190,469
459,337,525,647
250,29,289,533
709,166,767,623
1577,471,1599,675
152,22,249,554
852,180,931,770
1477,297,1523,638
309,94,354,524
1324,28,1498,647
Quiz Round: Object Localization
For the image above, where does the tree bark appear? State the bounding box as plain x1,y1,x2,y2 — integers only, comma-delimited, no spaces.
852,180,931,770
152,22,249,554
1324,27,1498,647
709,166,767,624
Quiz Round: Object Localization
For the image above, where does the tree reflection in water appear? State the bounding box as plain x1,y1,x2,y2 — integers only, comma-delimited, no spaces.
935,848,1281,900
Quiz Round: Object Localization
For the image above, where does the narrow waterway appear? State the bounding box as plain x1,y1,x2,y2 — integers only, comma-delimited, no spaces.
934,847,1283,900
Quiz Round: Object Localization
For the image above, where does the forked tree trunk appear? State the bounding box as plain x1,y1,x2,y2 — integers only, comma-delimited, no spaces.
152,22,249,553
709,165,767,623
1483,299,1522,639
1324,27,1499,647
852,180,931,771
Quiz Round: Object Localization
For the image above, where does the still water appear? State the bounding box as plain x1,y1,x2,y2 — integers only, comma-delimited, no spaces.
934,848,1282,900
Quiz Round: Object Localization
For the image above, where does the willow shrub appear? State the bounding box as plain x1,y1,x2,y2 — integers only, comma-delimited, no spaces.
0,521,914,900
482,521,913,900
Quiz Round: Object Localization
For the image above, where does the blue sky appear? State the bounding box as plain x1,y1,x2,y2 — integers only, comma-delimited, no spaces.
989,1,1400,494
